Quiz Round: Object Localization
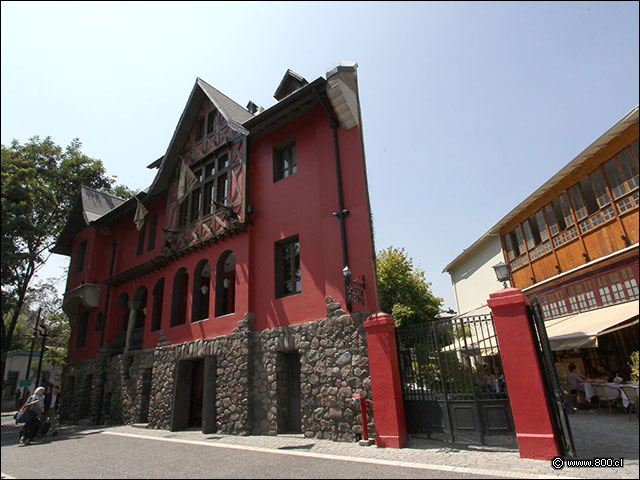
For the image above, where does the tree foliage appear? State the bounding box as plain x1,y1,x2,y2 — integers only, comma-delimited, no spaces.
376,246,443,327
1,136,121,380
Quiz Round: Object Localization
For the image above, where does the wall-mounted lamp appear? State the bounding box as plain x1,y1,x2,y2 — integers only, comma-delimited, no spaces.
492,261,510,288
201,285,209,295
223,278,231,289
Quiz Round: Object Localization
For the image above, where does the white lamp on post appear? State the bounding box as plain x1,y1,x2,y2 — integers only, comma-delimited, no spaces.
492,261,510,288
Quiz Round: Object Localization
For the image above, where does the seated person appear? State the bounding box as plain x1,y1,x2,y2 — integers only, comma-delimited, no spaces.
592,364,612,382
567,364,589,406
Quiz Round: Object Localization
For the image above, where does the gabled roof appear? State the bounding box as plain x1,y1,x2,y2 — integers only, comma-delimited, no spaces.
443,105,639,273
273,69,309,101
52,186,126,255
147,77,254,197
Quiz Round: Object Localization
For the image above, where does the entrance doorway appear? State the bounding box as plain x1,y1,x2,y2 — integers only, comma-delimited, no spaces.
171,357,217,433
278,352,301,433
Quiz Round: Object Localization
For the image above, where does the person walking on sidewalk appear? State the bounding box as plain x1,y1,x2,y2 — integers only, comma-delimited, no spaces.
38,385,60,437
20,386,45,445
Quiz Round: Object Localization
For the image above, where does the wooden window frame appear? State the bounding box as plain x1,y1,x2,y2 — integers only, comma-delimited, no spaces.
178,150,230,228
273,140,297,182
274,235,301,299
195,117,205,143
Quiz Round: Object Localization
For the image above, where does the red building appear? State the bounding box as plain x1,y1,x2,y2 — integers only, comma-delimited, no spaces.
53,62,379,440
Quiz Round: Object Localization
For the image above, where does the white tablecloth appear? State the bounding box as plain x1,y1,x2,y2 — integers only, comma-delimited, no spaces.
580,382,638,408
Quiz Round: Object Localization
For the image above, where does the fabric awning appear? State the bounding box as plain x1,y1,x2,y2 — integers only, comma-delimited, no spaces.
544,300,639,351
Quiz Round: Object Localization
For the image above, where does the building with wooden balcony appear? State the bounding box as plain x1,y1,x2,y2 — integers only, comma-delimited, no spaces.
51,62,379,441
444,106,639,379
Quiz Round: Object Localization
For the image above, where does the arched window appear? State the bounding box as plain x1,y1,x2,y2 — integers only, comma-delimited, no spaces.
151,278,164,331
133,286,148,329
116,292,130,331
171,268,188,327
215,251,236,317
192,260,211,322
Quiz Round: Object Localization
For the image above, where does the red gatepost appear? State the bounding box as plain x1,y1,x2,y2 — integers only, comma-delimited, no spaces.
363,312,408,448
487,288,561,460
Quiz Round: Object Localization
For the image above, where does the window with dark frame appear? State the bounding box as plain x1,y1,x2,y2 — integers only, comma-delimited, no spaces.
275,236,301,298
76,311,89,348
136,221,146,256
151,278,164,332
178,151,230,227
195,117,204,143
147,214,158,251
273,141,297,182
207,110,218,135
74,240,87,273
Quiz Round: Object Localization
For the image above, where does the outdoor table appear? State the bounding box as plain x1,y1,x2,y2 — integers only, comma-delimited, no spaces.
580,381,639,408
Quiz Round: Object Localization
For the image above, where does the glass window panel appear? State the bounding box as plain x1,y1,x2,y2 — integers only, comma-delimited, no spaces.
631,140,639,163
523,220,535,250
589,169,610,207
569,184,587,221
533,210,548,242
556,193,573,227
617,148,639,190
504,235,515,261
578,177,599,216
604,157,627,199
544,204,559,235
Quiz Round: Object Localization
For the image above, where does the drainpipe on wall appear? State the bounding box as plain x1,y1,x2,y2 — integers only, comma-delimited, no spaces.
312,86,352,310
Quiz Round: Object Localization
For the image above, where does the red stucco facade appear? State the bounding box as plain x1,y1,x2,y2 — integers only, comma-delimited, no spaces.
59,68,378,366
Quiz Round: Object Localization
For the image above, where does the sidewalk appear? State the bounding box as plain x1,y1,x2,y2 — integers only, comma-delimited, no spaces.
100,411,638,480
5,409,637,479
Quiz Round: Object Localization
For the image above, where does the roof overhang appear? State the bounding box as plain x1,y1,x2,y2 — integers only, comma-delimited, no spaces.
443,105,639,273
545,300,639,351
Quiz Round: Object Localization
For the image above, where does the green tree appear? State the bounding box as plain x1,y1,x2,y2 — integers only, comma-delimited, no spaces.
1,136,120,381
376,246,443,327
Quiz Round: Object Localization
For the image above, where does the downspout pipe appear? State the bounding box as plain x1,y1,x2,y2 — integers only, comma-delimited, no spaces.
312,87,352,310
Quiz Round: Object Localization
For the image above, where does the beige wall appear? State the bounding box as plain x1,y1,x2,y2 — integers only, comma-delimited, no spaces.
448,235,506,315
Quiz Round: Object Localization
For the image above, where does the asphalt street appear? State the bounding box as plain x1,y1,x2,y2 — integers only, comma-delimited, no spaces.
1,416,494,479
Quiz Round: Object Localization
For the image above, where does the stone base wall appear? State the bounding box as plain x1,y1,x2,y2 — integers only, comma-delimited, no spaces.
60,298,374,443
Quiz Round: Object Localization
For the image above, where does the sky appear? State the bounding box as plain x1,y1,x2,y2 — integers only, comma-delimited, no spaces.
2,1,639,312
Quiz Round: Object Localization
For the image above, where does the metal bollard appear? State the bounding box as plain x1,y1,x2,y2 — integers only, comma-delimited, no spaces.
353,393,374,446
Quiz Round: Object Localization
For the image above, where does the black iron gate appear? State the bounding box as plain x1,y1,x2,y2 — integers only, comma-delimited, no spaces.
528,298,577,458
396,313,515,445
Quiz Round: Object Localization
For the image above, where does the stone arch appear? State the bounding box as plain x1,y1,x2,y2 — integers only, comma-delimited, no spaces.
192,259,211,322
215,250,236,317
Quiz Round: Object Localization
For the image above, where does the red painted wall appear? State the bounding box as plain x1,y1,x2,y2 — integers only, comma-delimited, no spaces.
67,101,377,362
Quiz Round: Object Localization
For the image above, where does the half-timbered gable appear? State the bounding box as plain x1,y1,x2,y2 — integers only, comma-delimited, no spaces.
55,63,380,442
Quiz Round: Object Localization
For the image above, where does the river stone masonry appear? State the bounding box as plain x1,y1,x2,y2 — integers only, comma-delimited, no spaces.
60,298,374,443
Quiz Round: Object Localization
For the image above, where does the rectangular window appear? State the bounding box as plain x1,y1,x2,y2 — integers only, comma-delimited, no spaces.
76,311,89,348
617,148,639,191
569,184,587,221
578,177,600,216
604,157,628,199
207,110,217,135
589,169,611,207
274,141,297,181
195,117,204,143
544,204,560,236
275,236,301,298
136,221,146,256
147,214,157,251
75,240,87,273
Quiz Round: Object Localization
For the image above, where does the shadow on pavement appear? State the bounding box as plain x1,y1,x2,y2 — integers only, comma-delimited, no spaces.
2,421,105,448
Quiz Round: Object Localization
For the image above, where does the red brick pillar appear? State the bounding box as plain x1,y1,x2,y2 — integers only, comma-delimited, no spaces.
487,288,561,460
363,312,408,448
